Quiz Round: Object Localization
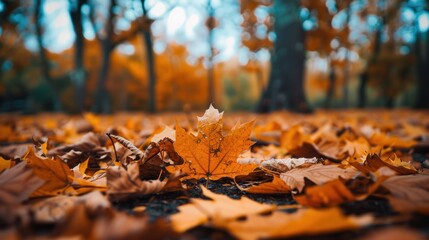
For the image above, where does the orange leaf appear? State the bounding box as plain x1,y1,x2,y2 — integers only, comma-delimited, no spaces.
24,147,75,197
237,175,291,194
223,207,373,240
168,105,257,180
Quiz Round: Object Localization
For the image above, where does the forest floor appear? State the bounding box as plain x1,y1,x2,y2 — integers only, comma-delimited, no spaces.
0,108,428,239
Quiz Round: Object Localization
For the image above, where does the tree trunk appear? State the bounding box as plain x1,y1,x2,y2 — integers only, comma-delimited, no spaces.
357,70,368,108
358,15,383,108
256,0,309,113
141,0,156,112
207,0,215,106
35,0,62,111
93,0,115,113
342,3,351,108
415,25,429,109
69,0,86,113
325,61,336,108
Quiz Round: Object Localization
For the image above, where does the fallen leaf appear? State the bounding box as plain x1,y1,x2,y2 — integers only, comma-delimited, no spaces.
23,147,75,197
280,125,311,152
106,162,182,201
31,191,110,224
361,226,427,240
0,156,11,172
380,171,429,213
0,144,29,160
260,157,319,173
237,175,291,194
223,207,373,240
168,105,257,180
294,175,384,207
348,148,417,175
151,126,176,142
340,137,371,158
170,186,274,233
279,164,358,192
48,132,111,168
0,162,44,205
370,132,417,149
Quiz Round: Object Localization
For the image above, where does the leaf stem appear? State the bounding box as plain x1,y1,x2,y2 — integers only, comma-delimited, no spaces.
106,132,119,163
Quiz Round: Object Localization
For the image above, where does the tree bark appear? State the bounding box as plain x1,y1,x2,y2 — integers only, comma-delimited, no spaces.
141,0,156,112
256,0,309,113
415,24,429,109
342,2,351,108
325,61,336,108
35,0,62,111
93,0,115,113
69,0,86,113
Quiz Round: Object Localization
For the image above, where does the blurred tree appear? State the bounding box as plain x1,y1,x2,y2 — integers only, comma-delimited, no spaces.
140,0,156,112
35,0,62,111
302,0,352,108
415,0,429,109
257,0,310,113
90,0,147,113
240,0,273,92
69,0,87,113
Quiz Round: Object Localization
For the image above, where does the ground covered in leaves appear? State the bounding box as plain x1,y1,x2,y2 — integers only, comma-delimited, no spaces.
1,107,429,239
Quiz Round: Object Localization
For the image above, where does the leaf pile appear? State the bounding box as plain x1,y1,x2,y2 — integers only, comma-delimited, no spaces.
0,107,428,239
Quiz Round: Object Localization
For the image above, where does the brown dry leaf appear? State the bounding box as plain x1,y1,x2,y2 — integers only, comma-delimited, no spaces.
223,207,373,240
23,147,76,197
48,132,111,168
168,105,257,180
31,191,110,224
348,148,417,175
380,171,429,213
279,164,358,192
49,194,173,240
0,144,29,160
107,162,182,201
294,176,384,207
0,162,44,205
170,186,275,233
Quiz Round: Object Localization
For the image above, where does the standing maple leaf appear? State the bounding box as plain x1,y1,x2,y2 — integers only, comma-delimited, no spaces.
168,105,256,180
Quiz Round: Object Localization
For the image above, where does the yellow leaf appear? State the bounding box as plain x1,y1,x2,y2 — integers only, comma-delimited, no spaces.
168,105,257,180
170,186,275,233
0,156,11,172
223,207,373,240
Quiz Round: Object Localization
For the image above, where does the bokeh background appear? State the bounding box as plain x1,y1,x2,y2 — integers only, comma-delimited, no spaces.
0,0,428,113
